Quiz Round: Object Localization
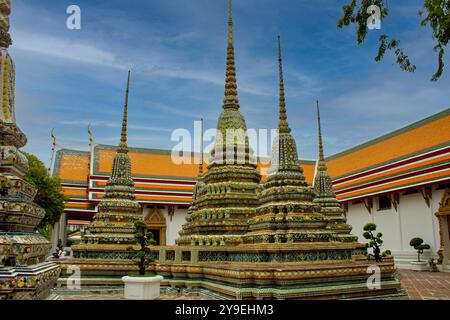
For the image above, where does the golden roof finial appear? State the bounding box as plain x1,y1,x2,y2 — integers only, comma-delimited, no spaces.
277,35,291,134
0,0,12,48
223,0,239,109
317,100,327,171
118,70,131,154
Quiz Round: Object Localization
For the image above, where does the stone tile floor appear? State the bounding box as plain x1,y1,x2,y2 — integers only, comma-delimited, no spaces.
53,269,450,300
59,293,204,300
53,288,205,300
399,269,450,300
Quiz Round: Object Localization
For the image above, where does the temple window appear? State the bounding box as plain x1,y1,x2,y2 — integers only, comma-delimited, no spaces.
378,195,392,211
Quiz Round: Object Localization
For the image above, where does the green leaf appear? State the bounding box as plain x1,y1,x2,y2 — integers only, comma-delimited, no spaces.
410,237,424,248
363,223,377,231
23,153,67,230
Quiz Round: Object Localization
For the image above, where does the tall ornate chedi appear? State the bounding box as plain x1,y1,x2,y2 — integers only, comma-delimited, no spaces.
0,0,60,300
81,71,141,245
313,102,357,242
244,37,331,244
72,71,142,260
57,73,147,282
177,0,261,246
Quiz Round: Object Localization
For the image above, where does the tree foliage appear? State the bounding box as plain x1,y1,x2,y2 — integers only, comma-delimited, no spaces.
363,222,390,262
338,0,450,81
23,153,66,231
409,237,431,262
133,220,156,276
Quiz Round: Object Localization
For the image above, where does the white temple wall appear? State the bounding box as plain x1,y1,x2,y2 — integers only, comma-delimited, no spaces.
346,202,370,243
346,186,444,269
164,207,188,245
372,205,402,252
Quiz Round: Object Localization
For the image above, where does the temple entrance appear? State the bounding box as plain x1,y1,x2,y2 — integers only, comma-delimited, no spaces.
144,207,167,246
148,229,161,245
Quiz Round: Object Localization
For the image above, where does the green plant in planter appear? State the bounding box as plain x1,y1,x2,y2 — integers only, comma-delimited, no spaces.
132,220,156,276
409,237,430,262
363,223,390,262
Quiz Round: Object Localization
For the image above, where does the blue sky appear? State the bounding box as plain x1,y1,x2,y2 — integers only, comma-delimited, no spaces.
9,0,449,166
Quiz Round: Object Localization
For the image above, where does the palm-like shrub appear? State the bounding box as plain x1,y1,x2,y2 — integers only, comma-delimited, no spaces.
409,237,430,262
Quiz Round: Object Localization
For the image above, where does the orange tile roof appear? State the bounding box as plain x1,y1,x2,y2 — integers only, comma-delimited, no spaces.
62,188,87,198
92,144,317,183
54,149,90,184
327,108,450,201
326,108,450,179
336,168,449,200
94,146,200,179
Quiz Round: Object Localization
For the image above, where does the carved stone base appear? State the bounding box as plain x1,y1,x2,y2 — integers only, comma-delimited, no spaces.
0,262,60,300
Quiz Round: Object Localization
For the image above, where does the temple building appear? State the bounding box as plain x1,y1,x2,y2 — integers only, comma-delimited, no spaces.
327,109,450,269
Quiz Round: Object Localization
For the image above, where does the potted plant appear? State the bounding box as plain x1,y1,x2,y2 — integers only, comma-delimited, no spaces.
122,220,163,300
409,237,431,271
363,223,391,262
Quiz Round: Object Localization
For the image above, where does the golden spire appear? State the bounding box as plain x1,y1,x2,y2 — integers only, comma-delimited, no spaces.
118,70,131,154
316,100,327,171
198,118,204,177
277,35,291,134
0,0,12,48
223,0,239,109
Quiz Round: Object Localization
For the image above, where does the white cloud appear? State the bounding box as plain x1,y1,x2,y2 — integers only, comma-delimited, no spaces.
12,29,128,69
59,119,173,133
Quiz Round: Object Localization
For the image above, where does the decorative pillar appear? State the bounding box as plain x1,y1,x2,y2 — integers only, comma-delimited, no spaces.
58,211,68,246
435,188,450,270
396,193,404,251
51,221,60,252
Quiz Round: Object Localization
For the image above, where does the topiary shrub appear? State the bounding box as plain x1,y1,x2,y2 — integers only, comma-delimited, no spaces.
132,220,156,276
382,250,392,258
409,237,430,262
363,223,390,262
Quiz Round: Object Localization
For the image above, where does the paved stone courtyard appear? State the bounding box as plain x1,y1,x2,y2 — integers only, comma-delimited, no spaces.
52,269,450,300
399,269,450,300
